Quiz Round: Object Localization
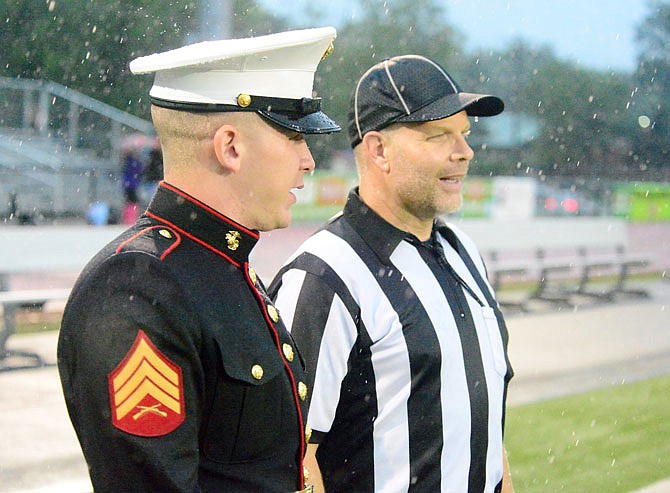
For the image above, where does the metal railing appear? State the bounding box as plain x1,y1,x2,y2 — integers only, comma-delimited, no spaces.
0,76,153,165
0,77,154,218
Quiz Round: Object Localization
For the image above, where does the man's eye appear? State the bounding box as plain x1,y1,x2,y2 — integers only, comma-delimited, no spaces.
463,130,472,139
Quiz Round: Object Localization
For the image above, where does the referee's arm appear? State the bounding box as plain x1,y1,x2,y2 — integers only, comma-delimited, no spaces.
502,447,514,492
272,268,358,491
305,444,325,493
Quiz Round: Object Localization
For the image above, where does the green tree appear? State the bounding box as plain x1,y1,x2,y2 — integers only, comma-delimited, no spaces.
0,0,286,118
633,0,670,178
304,0,462,166
525,59,635,179
1,1,199,115
469,41,641,180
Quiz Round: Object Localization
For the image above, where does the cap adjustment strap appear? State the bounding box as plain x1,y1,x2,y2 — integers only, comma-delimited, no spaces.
150,95,322,116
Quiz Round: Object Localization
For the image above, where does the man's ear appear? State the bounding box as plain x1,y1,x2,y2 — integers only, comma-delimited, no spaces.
213,124,242,173
361,131,390,173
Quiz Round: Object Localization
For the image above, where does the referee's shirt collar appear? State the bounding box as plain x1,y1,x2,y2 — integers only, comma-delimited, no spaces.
343,188,435,262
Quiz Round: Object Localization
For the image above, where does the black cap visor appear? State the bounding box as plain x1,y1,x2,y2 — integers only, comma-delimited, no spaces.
259,109,341,134
395,92,504,125
150,95,341,135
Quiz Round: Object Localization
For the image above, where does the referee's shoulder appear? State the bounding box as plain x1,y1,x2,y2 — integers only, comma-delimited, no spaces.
268,222,351,296
290,217,349,258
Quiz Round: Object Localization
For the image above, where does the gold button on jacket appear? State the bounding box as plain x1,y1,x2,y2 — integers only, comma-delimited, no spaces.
251,364,264,380
283,343,294,362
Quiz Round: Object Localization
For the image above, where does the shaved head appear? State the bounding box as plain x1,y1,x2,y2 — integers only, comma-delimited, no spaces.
151,106,266,140
151,106,267,174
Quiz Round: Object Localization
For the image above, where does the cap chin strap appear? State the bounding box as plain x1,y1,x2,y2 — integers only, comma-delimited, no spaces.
239,95,322,115
150,95,322,116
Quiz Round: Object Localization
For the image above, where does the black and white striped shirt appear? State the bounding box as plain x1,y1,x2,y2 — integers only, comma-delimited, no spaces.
269,190,513,493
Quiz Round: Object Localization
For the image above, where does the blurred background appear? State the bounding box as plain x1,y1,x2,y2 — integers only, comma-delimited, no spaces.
0,0,668,224
1,2,669,492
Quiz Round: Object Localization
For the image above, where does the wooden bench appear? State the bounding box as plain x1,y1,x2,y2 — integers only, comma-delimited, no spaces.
0,225,125,367
454,218,654,311
525,247,652,309
0,289,72,366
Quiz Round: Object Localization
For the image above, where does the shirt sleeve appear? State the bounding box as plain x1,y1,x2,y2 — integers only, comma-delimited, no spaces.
272,268,359,439
58,252,203,492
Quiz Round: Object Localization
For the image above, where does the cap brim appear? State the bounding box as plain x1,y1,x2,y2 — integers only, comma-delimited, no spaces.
396,92,504,124
259,110,341,134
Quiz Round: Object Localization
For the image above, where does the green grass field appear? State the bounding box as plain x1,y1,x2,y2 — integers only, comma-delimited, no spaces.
16,319,61,334
506,375,670,492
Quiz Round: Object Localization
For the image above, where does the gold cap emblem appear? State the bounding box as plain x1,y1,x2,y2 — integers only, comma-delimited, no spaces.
237,93,252,107
158,229,173,239
282,343,294,362
225,231,241,251
251,364,264,380
321,40,334,61
298,381,308,401
267,305,279,323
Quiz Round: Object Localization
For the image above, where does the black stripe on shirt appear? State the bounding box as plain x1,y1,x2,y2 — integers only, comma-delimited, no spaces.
273,251,378,493
336,220,444,492
440,226,514,385
415,244,489,493
439,228,514,493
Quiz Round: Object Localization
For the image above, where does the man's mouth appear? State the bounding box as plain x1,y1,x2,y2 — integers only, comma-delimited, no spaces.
440,174,466,183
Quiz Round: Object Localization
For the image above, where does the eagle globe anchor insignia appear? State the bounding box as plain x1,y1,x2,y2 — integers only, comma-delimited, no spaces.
226,231,242,251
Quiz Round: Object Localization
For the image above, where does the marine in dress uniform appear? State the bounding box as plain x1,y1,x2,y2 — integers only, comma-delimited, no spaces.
57,27,339,493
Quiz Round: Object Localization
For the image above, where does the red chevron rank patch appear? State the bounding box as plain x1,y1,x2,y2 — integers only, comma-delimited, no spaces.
108,330,185,437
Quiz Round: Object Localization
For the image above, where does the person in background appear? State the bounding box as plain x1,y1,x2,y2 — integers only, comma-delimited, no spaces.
139,146,164,207
270,55,514,493
121,148,144,224
121,149,144,204
58,27,340,493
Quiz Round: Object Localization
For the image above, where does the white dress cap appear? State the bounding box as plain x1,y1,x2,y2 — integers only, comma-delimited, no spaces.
130,27,339,134
130,26,331,100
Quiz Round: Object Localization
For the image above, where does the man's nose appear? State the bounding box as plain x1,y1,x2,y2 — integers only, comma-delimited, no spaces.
453,137,474,162
300,140,316,173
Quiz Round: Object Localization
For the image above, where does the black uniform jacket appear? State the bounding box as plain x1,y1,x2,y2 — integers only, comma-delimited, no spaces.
58,182,309,492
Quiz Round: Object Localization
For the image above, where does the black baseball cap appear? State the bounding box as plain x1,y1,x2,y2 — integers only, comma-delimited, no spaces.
348,55,504,147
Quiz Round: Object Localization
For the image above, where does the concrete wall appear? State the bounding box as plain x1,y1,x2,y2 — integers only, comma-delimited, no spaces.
2,220,667,289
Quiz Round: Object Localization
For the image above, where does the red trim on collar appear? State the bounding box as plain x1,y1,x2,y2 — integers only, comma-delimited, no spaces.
146,211,241,268
159,182,260,240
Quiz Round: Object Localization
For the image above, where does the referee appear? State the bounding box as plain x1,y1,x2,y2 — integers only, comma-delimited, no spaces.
269,55,514,493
